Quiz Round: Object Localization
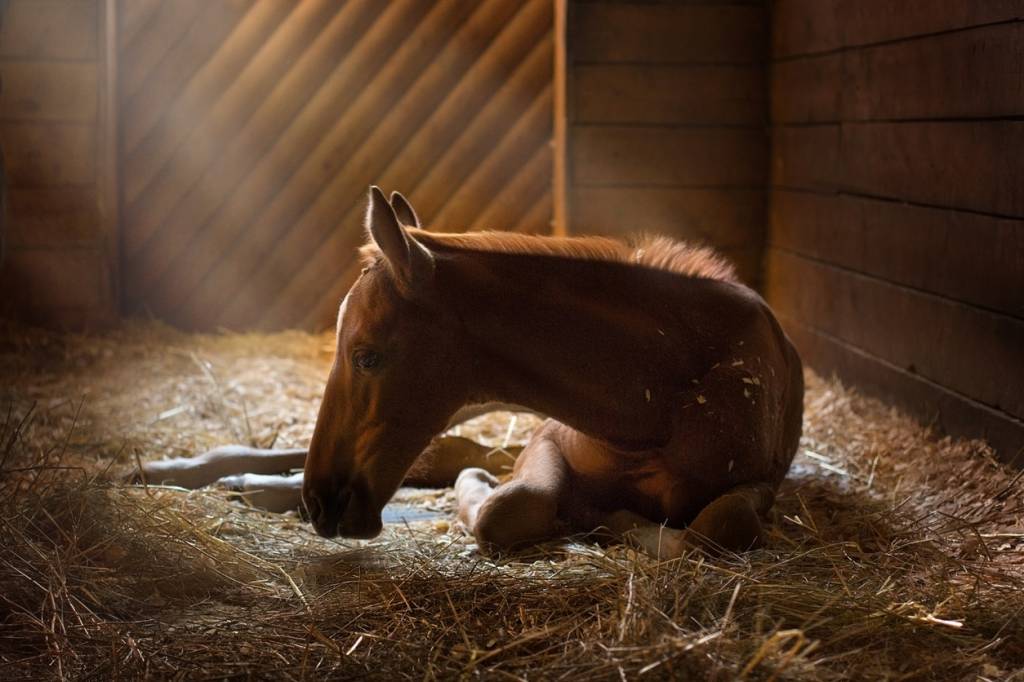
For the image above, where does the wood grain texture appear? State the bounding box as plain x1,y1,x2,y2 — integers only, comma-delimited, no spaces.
120,1,246,151
0,0,99,60
772,0,1024,58
0,248,108,310
770,191,1024,318
573,126,766,187
572,187,764,250
0,62,98,121
572,2,766,63
781,316,1024,464
0,0,117,329
0,122,96,186
773,22,1024,123
772,123,1024,217
6,187,100,247
766,249,1024,421
134,0,431,321
116,0,553,331
769,1,1024,461
226,0,537,330
574,64,765,125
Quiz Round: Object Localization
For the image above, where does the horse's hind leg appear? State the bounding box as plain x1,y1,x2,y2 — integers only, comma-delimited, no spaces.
605,483,775,558
216,471,305,513
128,406,527,490
455,433,568,552
405,436,522,487
684,483,774,553
129,446,308,489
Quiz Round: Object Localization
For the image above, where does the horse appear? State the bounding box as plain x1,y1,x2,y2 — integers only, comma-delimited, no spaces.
134,186,803,557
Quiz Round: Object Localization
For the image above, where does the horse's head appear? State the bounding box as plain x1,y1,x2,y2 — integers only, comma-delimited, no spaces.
303,187,467,538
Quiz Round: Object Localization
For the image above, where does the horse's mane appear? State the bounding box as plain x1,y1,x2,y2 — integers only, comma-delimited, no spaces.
362,230,738,283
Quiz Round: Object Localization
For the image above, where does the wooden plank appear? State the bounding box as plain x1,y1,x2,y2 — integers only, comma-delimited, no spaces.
6,187,100,246
120,1,245,150
771,122,1024,218
0,122,96,186
573,64,765,125
410,35,552,221
150,0,546,318
512,189,553,235
571,187,764,250
572,3,765,64
553,0,567,236
780,317,1024,465
837,0,1024,48
264,65,552,329
119,0,205,103
0,247,108,309
769,125,841,191
125,1,339,222
121,0,295,202
843,23,1024,121
132,0,443,325
573,126,766,187
771,0,842,58
210,0,527,330
0,0,98,61
470,140,552,232
368,6,551,228
0,62,97,122
126,0,382,296
765,249,1024,420
429,86,552,232
841,122,1024,218
770,54,841,123
100,0,119,315
117,0,162,49
287,85,553,332
769,190,1024,318
772,0,1024,58
773,23,1024,124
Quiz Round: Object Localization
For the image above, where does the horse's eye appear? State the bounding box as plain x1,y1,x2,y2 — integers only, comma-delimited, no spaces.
353,349,382,371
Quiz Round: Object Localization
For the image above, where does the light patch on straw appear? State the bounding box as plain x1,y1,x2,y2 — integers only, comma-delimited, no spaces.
501,414,518,449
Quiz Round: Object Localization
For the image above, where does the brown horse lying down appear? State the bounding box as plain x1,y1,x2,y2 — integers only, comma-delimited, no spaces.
137,187,803,557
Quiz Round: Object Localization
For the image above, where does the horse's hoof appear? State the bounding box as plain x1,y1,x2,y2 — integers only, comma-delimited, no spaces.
455,467,499,490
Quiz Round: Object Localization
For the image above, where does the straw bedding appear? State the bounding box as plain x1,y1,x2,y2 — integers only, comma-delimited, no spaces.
1,321,1021,680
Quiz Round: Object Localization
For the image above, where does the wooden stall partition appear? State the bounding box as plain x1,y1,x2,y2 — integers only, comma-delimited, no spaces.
117,0,554,332
0,0,118,328
563,0,769,286
767,0,1024,461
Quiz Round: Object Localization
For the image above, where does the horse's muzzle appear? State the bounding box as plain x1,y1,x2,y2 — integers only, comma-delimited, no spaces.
304,485,381,539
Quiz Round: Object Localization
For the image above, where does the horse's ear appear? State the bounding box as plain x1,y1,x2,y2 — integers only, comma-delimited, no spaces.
365,186,433,291
389,191,421,229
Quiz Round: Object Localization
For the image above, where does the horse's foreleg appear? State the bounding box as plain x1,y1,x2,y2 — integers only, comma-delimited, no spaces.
406,435,522,487
129,446,307,489
455,434,567,552
217,471,305,513
604,483,774,558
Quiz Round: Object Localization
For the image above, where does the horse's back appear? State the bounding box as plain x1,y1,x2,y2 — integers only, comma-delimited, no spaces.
548,282,803,527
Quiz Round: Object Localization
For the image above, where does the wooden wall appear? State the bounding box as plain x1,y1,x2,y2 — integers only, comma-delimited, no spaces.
766,0,1024,461
564,0,768,285
118,0,553,332
0,0,117,328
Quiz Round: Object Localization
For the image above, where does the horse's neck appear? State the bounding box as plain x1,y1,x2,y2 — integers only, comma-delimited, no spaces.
437,249,736,450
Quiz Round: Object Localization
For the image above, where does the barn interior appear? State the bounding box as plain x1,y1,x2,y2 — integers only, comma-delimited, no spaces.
1,1,1022,679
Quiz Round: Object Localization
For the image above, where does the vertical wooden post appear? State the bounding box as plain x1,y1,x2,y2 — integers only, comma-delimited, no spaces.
99,0,120,317
552,0,569,236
